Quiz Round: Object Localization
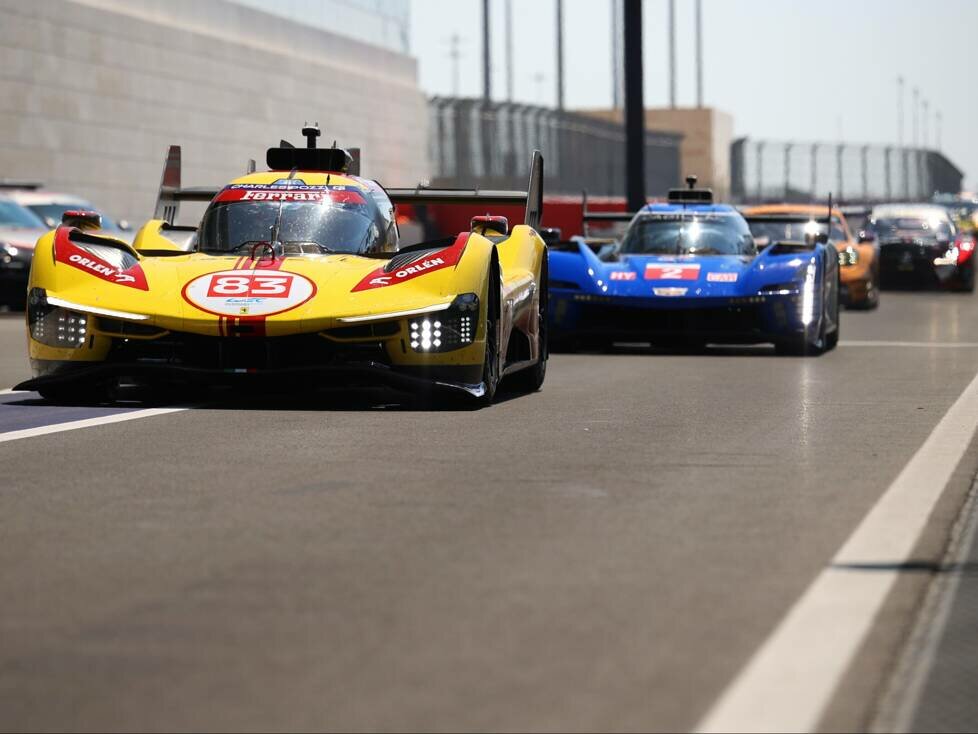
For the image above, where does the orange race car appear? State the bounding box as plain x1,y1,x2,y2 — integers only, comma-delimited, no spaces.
742,204,880,309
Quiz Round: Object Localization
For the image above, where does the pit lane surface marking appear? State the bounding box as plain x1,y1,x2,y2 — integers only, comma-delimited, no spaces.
0,391,186,444
696,366,978,733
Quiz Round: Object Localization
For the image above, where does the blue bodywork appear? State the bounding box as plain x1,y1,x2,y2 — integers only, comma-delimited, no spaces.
548,202,840,350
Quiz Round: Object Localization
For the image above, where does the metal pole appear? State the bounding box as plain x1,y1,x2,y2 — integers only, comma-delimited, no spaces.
505,0,514,102
482,0,491,102
922,99,929,149
449,34,461,97
556,0,564,110
912,87,919,147
668,0,677,108
695,0,703,108
896,76,904,147
611,0,622,109
623,0,646,211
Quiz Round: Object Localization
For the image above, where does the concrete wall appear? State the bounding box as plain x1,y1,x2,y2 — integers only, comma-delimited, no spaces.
0,0,428,224
578,107,734,200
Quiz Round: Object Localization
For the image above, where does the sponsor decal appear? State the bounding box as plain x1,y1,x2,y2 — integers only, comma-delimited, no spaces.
653,287,688,297
707,272,738,283
182,269,316,318
215,185,366,205
609,271,637,281
54,227,148,290
645,263,701,281
352,233,469,292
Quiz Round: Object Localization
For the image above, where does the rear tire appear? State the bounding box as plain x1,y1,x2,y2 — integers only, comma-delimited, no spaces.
508,255,549,394
952,264,975,293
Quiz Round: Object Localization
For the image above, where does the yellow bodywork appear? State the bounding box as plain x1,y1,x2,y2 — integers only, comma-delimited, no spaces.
25,170,546,390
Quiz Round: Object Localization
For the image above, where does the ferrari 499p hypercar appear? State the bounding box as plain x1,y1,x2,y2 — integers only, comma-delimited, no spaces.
17,127,549,405
548,179,840,355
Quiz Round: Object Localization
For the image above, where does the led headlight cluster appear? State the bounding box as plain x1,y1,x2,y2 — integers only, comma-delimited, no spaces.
27,288,88,349
410,318,442,351
408,293,479,353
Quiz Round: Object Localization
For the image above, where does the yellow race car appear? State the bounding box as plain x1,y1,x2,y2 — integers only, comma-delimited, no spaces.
17,126,548,406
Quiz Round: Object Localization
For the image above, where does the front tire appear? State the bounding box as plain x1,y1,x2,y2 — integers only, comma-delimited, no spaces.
478,265,502,405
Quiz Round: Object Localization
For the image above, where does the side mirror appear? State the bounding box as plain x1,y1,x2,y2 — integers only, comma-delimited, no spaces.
471,215,509,236
814,232,829,245
61,210,102,231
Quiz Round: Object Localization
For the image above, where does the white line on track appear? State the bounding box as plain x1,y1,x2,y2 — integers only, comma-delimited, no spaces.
840,340,978,348
0,407,187,444
696,367,978,733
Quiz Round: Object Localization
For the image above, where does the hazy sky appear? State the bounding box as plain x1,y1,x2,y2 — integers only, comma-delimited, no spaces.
410,0,978,189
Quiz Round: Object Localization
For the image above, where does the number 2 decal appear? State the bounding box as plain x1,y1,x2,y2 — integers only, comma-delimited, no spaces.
206,274,294,298
644,264,701,281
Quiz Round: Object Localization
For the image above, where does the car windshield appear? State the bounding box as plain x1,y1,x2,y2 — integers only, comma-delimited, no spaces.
0,200,45,229
621,212,755,256
873,216,953,239
197,189,392,256
27,203,119,230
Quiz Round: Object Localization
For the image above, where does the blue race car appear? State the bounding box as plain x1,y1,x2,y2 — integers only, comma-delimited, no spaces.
548,181,840,355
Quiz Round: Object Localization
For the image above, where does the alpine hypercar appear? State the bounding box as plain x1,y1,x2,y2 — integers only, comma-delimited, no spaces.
549,180,840,355
869,204,974,291
17,127,548,405
743,204,880,309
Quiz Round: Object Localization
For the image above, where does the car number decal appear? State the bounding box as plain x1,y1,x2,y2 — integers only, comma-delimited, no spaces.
645,263,701,280
182,269,316,317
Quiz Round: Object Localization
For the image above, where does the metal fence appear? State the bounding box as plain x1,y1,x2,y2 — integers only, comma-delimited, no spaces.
731,138,964,205
427,97,682,197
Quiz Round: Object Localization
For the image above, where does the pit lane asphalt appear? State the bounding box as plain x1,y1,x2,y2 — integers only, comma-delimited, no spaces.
1,293,978,732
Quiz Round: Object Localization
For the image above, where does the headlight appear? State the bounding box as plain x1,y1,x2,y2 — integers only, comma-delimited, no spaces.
838,246,859,267
408,293,479,353
800,260,817,326
27,288,89,348
0,242,28,268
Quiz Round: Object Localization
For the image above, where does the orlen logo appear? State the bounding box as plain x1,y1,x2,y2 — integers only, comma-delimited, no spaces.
352,234,468,292
67,253,136,282
54,228,148,290
182,269,316,317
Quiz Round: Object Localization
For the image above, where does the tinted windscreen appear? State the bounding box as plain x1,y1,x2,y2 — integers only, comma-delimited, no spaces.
622,213,755,256
873,217,952,240
198,199,386,256
0,200,45,228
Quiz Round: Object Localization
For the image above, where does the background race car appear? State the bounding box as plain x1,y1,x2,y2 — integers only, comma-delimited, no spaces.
868,203,975,291
743,204,880,310
17,127,549,406
549,180,840,355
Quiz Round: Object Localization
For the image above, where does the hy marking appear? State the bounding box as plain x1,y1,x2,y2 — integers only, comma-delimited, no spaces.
696,366,978,733
0,403,187,444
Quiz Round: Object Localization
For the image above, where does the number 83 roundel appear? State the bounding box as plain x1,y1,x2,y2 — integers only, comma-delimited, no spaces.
182,269,317,317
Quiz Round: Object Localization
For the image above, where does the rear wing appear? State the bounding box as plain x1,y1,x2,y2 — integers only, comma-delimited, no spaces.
742,214,831,225
387,150,544,231
153,146,221,224
153,146,545,231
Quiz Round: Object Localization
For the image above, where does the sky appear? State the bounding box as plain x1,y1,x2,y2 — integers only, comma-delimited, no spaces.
409,0,978,189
